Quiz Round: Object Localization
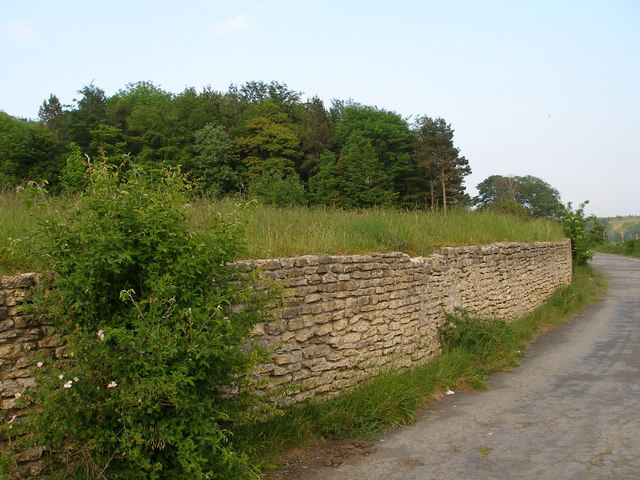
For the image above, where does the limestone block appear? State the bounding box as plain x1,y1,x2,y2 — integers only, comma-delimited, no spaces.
0,273,37,289
0,343,23,359
5,290,26,306
294,329,314,343
0,318,13,331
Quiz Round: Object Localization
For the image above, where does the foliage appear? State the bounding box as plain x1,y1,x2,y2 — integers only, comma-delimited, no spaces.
307,151,341,206
474,175,563,218
59,143,89,193
247,170,307,207
14,160,277,478
3,79,482,210
0,112,61,187
559,201,593,265
339,135,398,208
485,199,529,218
188,123,239,195
412,116,471,213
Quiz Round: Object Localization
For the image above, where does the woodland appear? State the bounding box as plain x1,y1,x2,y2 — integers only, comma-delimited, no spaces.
1,80,474,211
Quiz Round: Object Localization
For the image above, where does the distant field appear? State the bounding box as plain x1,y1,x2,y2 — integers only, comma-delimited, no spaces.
0,193,565,275
599,216,640,242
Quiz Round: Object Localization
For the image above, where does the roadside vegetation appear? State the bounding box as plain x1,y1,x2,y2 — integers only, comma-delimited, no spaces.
595,240,640,259
240,264,605,474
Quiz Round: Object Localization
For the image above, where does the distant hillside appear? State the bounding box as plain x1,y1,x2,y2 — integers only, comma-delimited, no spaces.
599,216,640,242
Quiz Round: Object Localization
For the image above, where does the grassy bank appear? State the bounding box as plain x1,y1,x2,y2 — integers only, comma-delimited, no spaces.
595,240,640,259
1,192,564,275
237,265,605,474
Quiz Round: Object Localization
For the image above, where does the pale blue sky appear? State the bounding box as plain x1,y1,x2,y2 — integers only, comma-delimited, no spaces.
1,0,639,216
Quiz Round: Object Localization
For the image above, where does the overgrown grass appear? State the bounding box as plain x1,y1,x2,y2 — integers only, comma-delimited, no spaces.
1,193,564,274
238,265,605,472
192,198,564,259
0,190,58,274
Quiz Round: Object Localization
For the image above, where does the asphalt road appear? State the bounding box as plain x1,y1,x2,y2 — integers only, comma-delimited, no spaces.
300,253,640,480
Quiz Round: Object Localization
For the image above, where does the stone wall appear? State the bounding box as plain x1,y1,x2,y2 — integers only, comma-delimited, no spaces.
0,240,572,472
0,273,52,475
248,240,572,404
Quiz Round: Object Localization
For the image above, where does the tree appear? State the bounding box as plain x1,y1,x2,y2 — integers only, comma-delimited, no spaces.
308,150,341,206
334,104,413,201
187,123,239,195
293,96,334,180
474,175,562,217
106,81,182,166
0,112,62,187
38,94,66,136
413,117,471,214
339,135,398,208
247,169,307,207
62,84,108,148
59,142,89,193
232,100,302,182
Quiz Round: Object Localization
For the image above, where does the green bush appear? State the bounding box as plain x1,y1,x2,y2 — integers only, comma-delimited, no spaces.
9,161,277,478
559,201,593,265
247,170,307,207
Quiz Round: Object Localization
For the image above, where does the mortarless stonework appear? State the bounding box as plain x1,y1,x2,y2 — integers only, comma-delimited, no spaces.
246,240,572,404
0,240,572,473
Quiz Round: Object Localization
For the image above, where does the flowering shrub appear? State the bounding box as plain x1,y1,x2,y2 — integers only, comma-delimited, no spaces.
9,161,277,478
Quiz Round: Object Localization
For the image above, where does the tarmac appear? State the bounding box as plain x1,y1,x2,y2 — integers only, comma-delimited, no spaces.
299,253,640,479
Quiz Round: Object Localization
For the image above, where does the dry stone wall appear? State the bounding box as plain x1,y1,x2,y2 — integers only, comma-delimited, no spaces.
0,273,52,475
0,240,572,469
248,240,572,404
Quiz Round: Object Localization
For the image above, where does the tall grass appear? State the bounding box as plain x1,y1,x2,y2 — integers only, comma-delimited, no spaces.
1,193,565,274
190,198,564,259
238,265,605,471
0,190,57,274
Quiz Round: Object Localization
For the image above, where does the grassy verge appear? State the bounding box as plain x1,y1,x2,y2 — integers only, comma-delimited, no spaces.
0,191,564,274
238,264,605,473
594,241,640,259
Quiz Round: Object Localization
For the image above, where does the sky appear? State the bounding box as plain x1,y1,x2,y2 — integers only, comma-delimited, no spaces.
1,0,639,217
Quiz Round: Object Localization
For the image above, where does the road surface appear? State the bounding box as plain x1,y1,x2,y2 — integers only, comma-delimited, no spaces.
299,253,640,479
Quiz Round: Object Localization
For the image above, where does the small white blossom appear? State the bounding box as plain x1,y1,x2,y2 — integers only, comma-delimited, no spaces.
73,377,79,382
97,330,105,341
14,392,21,399
107,381,117,389
58,374,64,380
63,381,73,389
36,362,43,368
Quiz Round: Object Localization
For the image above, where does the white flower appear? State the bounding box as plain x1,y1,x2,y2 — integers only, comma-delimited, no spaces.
58,374,64,380
107,381,117,388
97,330,105,340
36,362,43,368
14,392,21,399
63,381,73,389
73,377,79,382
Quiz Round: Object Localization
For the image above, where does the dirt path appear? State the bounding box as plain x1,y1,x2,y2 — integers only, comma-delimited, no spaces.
290,253,640,479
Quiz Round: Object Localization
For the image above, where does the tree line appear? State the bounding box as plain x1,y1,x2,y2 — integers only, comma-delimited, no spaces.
0,80,471,209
